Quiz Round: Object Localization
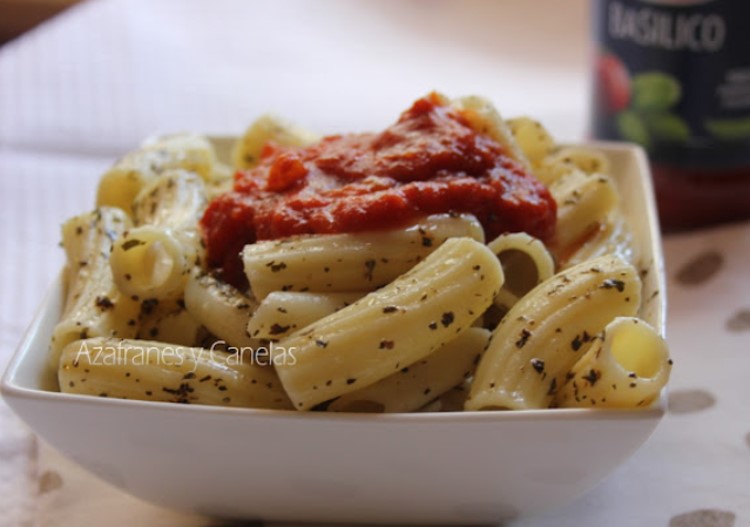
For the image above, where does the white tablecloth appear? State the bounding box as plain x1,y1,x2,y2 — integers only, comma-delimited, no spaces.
0,1,748,526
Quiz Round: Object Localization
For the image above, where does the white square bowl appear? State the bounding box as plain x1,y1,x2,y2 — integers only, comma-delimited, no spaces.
1,141,666,525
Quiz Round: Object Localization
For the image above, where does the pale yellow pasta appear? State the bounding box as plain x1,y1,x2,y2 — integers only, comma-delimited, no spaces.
208,162,233,186
562,216,638,269
535,146,611,186
183,272,261,350
465,254,641,411
416,399,443,413
232,114,319,170
96,134,216,212
328,328,490,413
487,232,555,312
556,317,671,408
551,146,611,175
205,177,233,202
110,171,207,300
247,291,363,340
438,382,472,412
506,117,556,164
50,208,140,368
58,337,293,409
550,170,619,253
131,170,207,230
109,226,191,300
272,237,504,410
136,298,205,347
242,213,484,300
50,94,673,413
453,95,530,169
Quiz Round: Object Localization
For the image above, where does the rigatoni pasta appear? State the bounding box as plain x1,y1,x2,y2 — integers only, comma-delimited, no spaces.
96,133,216,213
533,146,611,187
550,170,620,255
109,171,207,300
50,208,140,367
555,317,672,408
59,337,292,409
183,271,260,349
49,91,670,414
232,114,319,169
465,254,641,411
246,291,363,340
562,216,637,270
241,213,484,300
506,117,556,165
136,298,204,347
454,96,530,169
488,232,555,313
271,237,504,410
327,328,490,413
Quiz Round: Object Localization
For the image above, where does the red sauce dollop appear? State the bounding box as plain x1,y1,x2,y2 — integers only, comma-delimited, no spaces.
201,93,557,286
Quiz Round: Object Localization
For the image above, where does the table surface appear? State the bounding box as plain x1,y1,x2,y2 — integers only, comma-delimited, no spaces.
0,1,748,526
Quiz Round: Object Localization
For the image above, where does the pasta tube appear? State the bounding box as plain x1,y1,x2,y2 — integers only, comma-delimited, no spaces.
59,337,292,409
131,170,207,229
137,298,205,347
208,162,233,186
96,134,216,212
465,254,641,411
110,171,207,300
550,170,619,254
562,216,638,269
487,232,555,312
506,117,555,165
548,147,610,176
205,173,233,201
273,237,504,410
536,147,611,186
328,328,490,413
556,317,671,408
232,114,319,169
109,226,189,300
184,272,261,349
452,95,530,169
50,208,140,368
438,382,472,412
247,291,363,340
242,213,484,299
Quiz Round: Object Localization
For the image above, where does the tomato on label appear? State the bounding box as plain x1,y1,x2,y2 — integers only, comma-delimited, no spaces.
596,52,631,114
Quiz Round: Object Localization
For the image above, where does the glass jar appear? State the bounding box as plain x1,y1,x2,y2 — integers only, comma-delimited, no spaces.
590,0,750,232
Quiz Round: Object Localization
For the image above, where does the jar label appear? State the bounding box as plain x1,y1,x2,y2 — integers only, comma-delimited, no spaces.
592,0,750,168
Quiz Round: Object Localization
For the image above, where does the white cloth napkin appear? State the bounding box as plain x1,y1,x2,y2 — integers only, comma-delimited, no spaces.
1,0,749,526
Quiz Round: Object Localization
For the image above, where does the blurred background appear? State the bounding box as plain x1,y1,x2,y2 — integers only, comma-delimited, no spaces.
0,0,590,155
0,0,79,44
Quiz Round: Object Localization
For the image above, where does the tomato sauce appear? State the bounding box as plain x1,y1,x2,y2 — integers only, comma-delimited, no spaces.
201,93,556,286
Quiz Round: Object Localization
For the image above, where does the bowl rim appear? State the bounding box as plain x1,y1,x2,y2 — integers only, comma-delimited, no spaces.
1,139,667,423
